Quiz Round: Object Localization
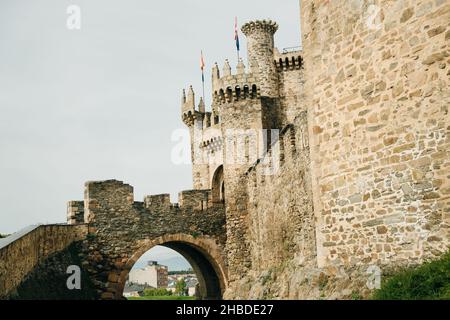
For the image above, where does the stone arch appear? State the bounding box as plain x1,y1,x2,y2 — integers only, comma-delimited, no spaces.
114,234,227,300
211,165,224,203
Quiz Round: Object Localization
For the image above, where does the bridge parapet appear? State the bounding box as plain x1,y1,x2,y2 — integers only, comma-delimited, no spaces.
0,224,88,299
70,180,225,225
67,179,227,299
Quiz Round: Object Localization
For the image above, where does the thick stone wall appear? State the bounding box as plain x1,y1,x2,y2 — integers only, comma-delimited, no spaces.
224,113,318,299
0,224,88,299
11,242,97,300
302,0,449,270
77,180,227,299
223,0,449,299
275,49,305,125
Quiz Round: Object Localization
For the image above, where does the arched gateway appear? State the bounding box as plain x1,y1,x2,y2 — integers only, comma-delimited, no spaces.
117,234,226,300
68,180,228,300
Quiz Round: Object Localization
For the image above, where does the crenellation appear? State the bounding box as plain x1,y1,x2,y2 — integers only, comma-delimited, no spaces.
241,19,278,37
144,194,171,211
67,201,84,225
178,190,211,211
274,48,304,72
213,83,260,105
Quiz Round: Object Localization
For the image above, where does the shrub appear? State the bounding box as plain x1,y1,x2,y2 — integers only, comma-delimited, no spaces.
143,288,173,297
175,278,188,296
373,251,450,300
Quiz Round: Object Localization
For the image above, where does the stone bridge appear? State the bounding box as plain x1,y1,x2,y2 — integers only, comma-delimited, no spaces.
0,180,228,300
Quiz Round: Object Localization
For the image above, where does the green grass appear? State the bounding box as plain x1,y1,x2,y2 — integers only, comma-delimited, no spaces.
127,296,196,301
373,251,450,300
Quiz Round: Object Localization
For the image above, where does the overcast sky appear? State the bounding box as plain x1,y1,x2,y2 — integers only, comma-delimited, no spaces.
0,0,301,240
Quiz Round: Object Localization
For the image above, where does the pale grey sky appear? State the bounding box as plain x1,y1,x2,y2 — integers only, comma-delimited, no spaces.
0,0,301,236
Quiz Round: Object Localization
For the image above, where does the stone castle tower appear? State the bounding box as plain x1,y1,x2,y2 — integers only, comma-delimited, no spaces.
181,21,302,195
180,0,449,298
181,19,307,285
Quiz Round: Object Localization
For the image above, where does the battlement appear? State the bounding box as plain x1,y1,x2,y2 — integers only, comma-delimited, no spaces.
213,83,260,105
211,59,260,105
143,190,214,212
200,136,224,154
178,190,212,211
201,112,221,129
274,48,304,72
241,20,278,36
144,194,172,210
212,59,254,86
181,85,219,128
71,180,223,225
67,201,84,225
246,112,309,179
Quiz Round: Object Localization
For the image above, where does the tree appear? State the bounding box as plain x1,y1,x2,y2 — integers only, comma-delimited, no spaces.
143,288,172,297
175,278,187,296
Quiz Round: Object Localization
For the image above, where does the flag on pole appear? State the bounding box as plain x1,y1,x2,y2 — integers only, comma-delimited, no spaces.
234,17,240,52
200,50,206,102
200,50,205,83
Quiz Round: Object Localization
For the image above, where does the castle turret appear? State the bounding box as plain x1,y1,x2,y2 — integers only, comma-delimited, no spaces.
186,85,195,109
212,63,220,90
236,58,246,75
182,86,196,127
241,20,279,97
198,97,205,113
222,59,232,77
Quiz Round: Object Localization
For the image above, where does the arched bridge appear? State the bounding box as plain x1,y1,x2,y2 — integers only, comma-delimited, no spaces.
0,180,228,300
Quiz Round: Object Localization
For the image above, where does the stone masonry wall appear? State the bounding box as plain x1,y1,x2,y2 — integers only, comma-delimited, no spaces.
301,0,450,270
78,180,227,299
0,224,88,299
11,242,97,300
224,0,449,299
224,112,318,299
219,98,265,282
276,49,305,125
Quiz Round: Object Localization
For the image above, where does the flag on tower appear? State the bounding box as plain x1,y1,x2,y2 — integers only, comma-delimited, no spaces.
234,17,240,53
200,50,206,102
200,50,205,83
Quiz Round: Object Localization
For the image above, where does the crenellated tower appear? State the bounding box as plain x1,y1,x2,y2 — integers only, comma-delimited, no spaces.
181,19,304,282
242,20,279,98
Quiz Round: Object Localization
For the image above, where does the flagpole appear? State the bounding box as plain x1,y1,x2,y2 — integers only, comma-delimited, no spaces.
235,17,240,64
201,50,206,106
202,71,205,103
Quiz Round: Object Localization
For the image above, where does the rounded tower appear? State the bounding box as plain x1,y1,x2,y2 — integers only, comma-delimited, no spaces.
241,20,279,97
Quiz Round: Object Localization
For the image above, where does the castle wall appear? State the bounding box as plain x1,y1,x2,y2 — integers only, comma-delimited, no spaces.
80,180,227,299
219,98,265,282
301,0,450,269
246,114,315,272
224,113,317,299
192,123,223,190
0,224,88,299
276,50,306,125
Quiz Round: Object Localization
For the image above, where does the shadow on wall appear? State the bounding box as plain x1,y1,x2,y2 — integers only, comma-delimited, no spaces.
9,242,97,300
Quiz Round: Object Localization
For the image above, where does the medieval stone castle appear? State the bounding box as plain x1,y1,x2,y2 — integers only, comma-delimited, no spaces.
0,0,449,300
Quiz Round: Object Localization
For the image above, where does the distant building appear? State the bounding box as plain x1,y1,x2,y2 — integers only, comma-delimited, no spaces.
128,261,168,288
167,274,198,297
123,283,149,298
